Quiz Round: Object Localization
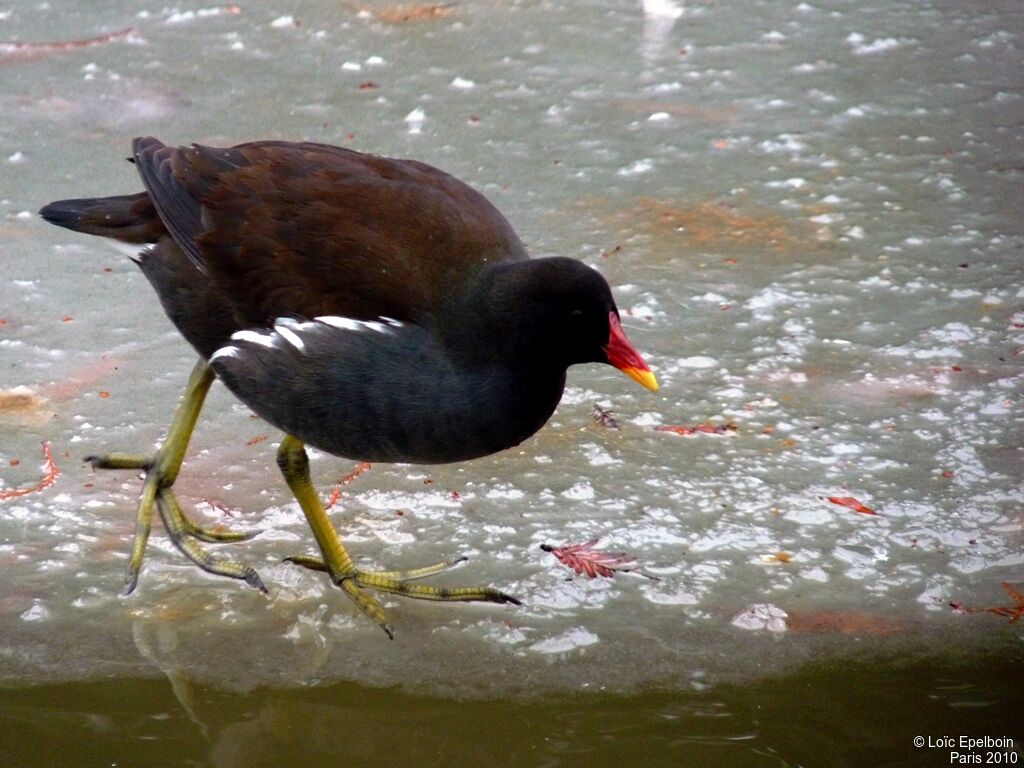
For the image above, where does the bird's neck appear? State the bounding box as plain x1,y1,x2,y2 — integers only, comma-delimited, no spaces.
439,261,563,371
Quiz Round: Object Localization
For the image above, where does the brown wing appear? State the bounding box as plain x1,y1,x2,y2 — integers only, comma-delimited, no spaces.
132,137,529,326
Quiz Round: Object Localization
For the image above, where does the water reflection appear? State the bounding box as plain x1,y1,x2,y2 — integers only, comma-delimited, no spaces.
2,644,1020,767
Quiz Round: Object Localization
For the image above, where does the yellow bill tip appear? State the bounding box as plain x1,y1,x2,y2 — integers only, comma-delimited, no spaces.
622,366,659,392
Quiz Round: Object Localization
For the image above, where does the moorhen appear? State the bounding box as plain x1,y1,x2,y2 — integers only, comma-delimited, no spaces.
40,137,658,636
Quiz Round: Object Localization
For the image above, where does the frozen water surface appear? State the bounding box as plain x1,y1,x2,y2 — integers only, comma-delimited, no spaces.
1,0,1022,699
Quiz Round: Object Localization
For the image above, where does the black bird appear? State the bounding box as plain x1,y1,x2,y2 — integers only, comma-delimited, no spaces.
40,137,658,636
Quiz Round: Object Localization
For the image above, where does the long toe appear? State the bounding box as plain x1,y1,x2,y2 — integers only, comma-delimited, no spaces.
338,577,394,639
352,570,523,606
157,488,267,592
86,452,152,470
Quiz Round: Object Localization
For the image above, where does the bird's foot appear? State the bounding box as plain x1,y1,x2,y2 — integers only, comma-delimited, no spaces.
284,554,521,639
87,450,265,595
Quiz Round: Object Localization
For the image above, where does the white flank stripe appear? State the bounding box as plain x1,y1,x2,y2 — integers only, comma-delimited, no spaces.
275,317,318,332
314,315,402,333
231,329,277,348
275,324,305,351
316,315,362,331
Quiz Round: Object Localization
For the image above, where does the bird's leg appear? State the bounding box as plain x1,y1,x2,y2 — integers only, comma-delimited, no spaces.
87,358,264,594
276,435,520,638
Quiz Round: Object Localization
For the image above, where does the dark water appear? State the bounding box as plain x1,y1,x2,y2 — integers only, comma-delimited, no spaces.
2,643,1022,767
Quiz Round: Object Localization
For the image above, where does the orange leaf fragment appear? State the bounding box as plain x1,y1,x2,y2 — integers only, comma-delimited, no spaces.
0,441,60,501
362,3,456,23
954,582,1024,624
655,421,737,436
827,496,878,515
324,461,372,510
0,27,135,59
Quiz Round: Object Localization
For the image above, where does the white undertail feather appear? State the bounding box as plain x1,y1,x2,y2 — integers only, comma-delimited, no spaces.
209,345,240,362
105,239,149,263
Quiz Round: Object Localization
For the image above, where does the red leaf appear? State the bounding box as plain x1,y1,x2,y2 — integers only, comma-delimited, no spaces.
827,496,878,515
541,539,659,580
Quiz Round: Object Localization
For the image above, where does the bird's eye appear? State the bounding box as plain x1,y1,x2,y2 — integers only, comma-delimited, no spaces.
569,309,584,323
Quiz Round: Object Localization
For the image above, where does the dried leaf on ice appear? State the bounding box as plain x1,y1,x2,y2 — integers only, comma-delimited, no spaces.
655,422,737,437
0,441,60,501
826,496,878,516
324,461,372,510
355,3,456,23
592,404,621,430
0,28,136,60
541,539,659,580
952,582,1024,624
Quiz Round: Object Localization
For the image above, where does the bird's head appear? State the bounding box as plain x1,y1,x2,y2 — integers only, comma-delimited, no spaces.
485,257,658,392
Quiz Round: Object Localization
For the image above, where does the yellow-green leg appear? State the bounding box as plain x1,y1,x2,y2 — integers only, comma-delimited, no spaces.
276,434,521,638
87,358,265,594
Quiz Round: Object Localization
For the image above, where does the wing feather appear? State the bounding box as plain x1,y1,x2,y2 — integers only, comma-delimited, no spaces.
131,138,528,326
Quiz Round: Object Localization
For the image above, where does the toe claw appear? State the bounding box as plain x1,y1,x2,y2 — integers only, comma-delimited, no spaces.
123,572,139,596
245,570,269,593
